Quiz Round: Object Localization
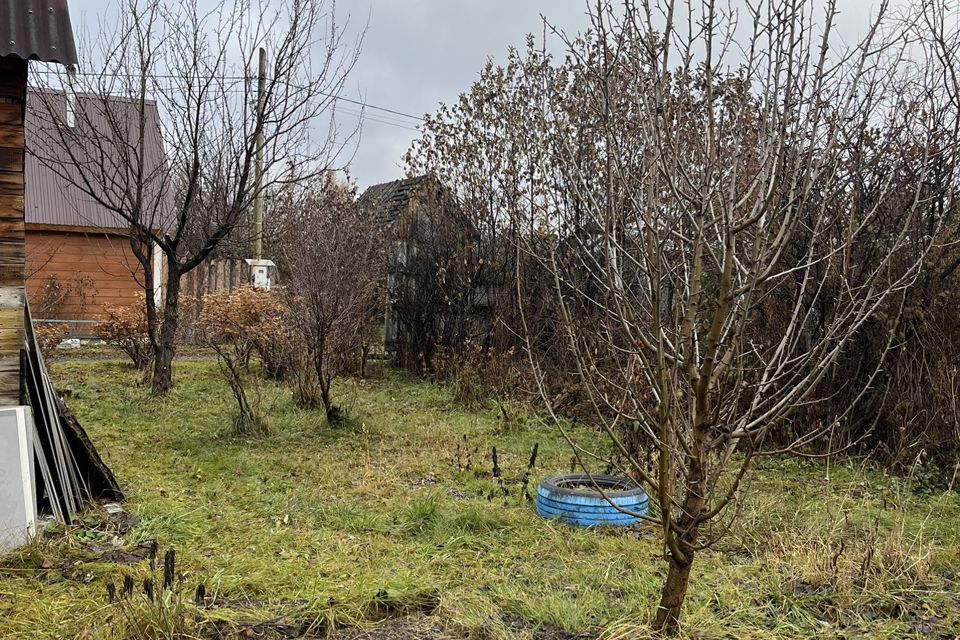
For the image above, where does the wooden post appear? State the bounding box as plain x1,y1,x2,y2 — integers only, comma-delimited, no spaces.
0,58,28,406
253,47,266,261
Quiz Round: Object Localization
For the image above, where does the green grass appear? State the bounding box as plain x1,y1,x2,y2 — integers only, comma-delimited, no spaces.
0,359,958,639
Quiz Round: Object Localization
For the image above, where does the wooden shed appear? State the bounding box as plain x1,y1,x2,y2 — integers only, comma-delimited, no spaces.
0,0,79,404
23,89,167,325
357,175,436,352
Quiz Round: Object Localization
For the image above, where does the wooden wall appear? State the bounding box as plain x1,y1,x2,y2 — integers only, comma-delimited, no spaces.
0,58,27,405
25,229,144,321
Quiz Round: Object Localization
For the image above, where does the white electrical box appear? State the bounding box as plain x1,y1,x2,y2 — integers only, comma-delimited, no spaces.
244,258,276,291
0,406,37,552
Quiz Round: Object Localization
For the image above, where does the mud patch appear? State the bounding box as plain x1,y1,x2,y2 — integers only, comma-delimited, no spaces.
329,616,455,640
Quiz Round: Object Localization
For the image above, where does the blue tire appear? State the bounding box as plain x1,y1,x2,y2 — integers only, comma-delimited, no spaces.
536,474,648,527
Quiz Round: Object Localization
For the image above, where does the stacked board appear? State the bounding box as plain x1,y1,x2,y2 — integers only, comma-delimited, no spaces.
0,57,27,405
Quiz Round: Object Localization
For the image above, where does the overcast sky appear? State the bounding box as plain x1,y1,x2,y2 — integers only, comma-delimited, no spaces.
334,1,591,189
65,1,879,191
66,0,590,190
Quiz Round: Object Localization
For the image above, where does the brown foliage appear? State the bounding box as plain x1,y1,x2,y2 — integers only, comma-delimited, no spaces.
34,323,70,361
35,274,95,319
196,286,288,434
97,296,153,369
272,174,385,422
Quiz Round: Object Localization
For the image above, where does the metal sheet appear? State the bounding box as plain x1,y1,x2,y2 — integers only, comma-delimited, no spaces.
0,0,78,66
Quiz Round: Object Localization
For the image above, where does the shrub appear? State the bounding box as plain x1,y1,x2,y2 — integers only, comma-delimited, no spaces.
285,345,324,410
273,174,385,422
196,286,287,435
33,323,70,361
97,296,153,369
97,294,153,369
438,341,526,410
35,274,94,319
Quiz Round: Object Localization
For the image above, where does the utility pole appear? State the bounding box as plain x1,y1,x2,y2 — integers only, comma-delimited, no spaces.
245,47,274,290
253,47,266,261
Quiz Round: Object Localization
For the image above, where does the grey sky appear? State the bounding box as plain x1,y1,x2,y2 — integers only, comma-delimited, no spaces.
64,1,878,190
335,1,589,188
66,0,590,189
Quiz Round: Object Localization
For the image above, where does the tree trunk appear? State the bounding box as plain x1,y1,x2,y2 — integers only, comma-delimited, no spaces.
151,267,182,395
319,372,334,420
652,552,694,635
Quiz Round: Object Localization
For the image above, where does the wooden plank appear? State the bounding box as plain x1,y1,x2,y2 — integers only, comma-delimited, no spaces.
0,220,27,235
0,62,26,406
0,267,25,286
0,104,22,127
0,306,24,350
0,148,23,174
0,233,26,246
0,195,24,215
0,171,24,196
0,287,23,310
0,126,25,149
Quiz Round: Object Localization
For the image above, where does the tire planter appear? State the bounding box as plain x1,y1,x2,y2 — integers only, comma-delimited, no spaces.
536,474,648,527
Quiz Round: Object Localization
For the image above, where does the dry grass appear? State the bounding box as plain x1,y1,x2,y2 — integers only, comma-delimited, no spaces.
0,358,956,639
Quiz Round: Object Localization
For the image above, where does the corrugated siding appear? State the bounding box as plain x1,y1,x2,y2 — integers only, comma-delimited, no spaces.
0,0,78,65
23,89,166,229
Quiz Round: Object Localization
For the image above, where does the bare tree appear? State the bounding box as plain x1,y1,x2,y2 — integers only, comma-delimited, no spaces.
273,173,385,422
521,2,956,633
29,0,361,393
411,0,959,633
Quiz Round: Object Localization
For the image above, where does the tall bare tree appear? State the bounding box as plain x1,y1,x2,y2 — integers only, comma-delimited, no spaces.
29,0,361,393
410,0,959,633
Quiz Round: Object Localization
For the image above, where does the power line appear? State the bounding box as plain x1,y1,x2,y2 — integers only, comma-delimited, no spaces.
336,107,420,132
31,67,426,123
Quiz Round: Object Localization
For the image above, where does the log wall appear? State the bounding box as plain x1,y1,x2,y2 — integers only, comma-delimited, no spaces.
0,58,28,405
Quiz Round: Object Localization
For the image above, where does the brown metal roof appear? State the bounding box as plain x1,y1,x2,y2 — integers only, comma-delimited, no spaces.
1,0,78,65
24,89,168,230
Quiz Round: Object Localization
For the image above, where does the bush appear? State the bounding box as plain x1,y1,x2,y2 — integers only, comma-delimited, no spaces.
33,323,70,361
98,296,153,369
435,341,526,410
197,286,287,435
272,174,385,422
35,274,94,319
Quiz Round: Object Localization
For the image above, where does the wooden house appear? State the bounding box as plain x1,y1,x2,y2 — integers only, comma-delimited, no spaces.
358,175,499,363
23,89,167,325
357,175,441,352
0,0,79,404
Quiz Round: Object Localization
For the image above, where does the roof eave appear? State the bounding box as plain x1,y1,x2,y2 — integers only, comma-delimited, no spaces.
1,0,79,67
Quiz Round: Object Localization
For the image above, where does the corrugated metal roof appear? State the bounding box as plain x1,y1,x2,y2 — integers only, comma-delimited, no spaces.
24,89,168,230
0,0,78,65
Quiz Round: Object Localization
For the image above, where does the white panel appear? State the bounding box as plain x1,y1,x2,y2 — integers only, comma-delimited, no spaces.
0,406,37,552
